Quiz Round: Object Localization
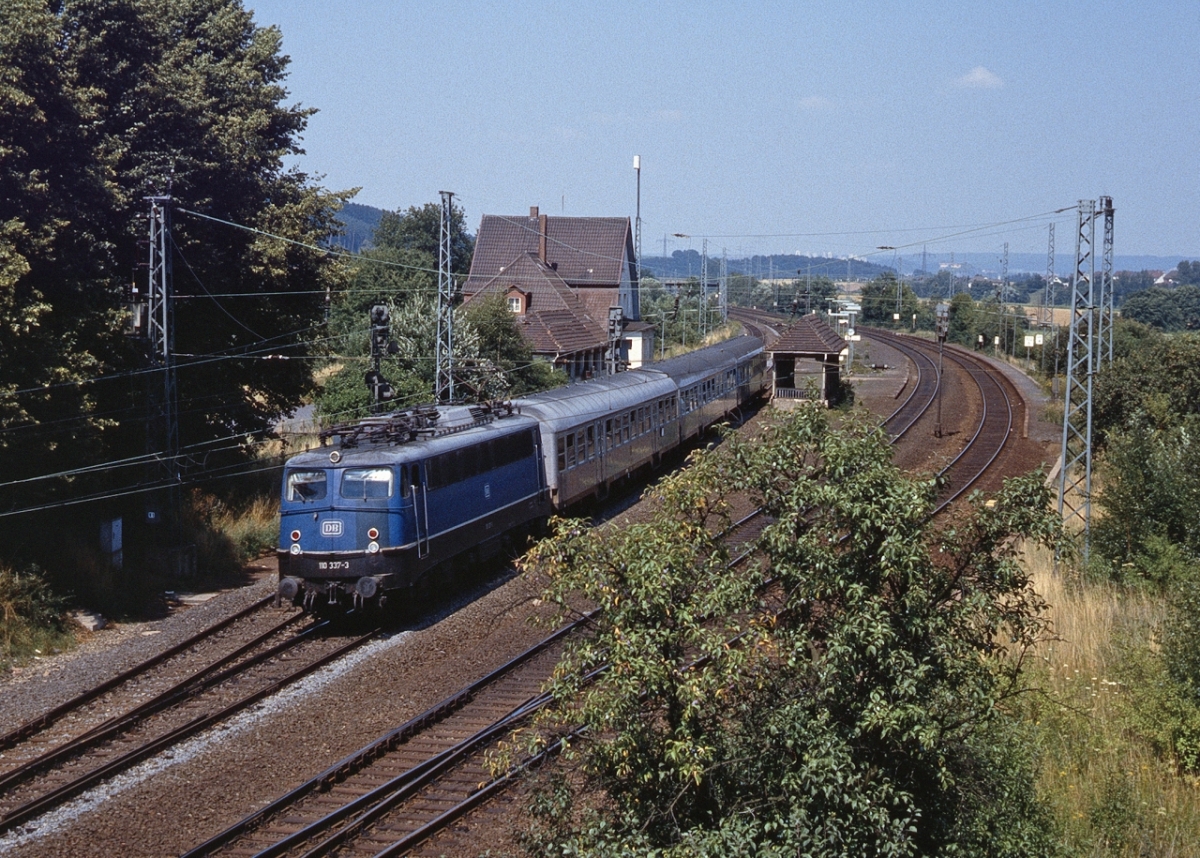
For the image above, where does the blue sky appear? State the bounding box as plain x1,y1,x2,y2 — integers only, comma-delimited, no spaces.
246,1,1198,262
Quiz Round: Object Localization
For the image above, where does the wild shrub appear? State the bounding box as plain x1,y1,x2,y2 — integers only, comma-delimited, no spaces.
0,564,70,667
518,406,1060,856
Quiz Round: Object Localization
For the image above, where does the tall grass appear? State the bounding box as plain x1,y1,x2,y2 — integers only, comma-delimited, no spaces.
0,565,73,670
1021,544,1200,855
185,491,280,574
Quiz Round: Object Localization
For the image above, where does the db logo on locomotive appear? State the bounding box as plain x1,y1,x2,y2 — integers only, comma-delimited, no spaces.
320,520,344,537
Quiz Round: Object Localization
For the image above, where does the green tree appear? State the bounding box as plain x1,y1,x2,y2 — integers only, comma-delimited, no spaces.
1093,414,1200,580
460,294,564,396
370,202,473,273
316,201,558,418
1176,261,1200,286
860,273,921,327
520,407,1058,856
0,1,346,544
1092,332,1200,442
947,291,980,346
1125,283,1200,331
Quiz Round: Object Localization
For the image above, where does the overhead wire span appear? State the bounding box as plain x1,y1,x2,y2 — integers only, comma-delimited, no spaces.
176,207,445,278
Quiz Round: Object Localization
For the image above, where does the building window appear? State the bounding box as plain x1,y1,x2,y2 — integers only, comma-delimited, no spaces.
507,296,522,313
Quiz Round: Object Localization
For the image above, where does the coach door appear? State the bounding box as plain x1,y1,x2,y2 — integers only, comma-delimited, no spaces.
412,462,430,559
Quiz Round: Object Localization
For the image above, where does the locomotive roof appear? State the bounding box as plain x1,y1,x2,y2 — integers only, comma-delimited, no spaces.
284,407,540,469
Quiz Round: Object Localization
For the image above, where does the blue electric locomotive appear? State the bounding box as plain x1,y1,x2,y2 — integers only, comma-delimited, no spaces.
277,403,550,610
276,336,768,610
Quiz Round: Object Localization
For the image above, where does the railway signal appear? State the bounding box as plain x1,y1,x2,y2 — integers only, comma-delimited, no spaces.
935,302,950,438
367,304,398,411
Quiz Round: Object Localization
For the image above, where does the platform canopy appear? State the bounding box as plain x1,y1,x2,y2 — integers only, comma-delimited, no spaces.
766,314,847,405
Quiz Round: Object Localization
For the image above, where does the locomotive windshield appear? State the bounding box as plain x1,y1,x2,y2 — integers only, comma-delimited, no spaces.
340,467,394,499
286,470,327,502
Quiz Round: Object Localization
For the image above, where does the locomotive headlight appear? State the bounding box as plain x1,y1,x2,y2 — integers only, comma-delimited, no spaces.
289,543,303,555
367,527,379,540
290,530,301,542
366,541,380,554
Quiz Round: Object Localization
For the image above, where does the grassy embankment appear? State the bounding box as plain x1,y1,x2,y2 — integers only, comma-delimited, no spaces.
1023,543,1200,855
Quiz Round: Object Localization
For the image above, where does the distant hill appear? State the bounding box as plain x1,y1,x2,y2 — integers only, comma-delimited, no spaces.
330,205,1194,276
904,251,1194,279
641,251,889,282
330,202,385,253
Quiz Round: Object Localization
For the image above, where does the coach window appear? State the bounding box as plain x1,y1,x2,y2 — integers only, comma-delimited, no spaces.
565,432,576,468
341,467,393,500
605,418,614,450
557,437,567,472
586,425,595,460
286,470,327,502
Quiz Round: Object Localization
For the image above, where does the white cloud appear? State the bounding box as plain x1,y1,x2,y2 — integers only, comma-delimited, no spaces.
956,66,1003,89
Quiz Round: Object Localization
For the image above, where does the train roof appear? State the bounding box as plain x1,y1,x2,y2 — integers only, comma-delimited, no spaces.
512,366,678,429
650,335,764,387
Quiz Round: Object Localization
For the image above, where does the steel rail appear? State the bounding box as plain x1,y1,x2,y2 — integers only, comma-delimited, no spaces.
0,624,375,836
0,595,276,751
861,328,1015,512
180,615,591,858
0,611,309,796
929,345,1014,511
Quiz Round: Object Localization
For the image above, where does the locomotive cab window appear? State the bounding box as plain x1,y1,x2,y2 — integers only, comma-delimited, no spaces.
286,470,327,502
340,467,394,499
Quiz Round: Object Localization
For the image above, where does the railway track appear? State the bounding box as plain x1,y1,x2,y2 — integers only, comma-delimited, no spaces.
0,604,377,837
730,307,1013,509
0,595,281,752
877,336,940,441
182,619,588,857
863,328,1016,510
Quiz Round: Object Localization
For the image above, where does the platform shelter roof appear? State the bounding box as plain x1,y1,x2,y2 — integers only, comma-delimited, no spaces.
767,314,847,357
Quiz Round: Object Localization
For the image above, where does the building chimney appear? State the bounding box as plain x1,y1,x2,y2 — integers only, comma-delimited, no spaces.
538,213,548,263
529,206,538,218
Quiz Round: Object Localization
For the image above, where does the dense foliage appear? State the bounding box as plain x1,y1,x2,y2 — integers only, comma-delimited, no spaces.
638,276,725,351
518,406,1059,856
858,272,924,327
316,203,562,420
0,564,70,666
1120,285,1200,331
1173,260,1200,286
0,0,345,556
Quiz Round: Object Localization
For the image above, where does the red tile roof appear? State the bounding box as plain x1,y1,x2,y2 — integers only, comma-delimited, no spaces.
464,211,634,293
466,252,607,356
462,209,636,359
